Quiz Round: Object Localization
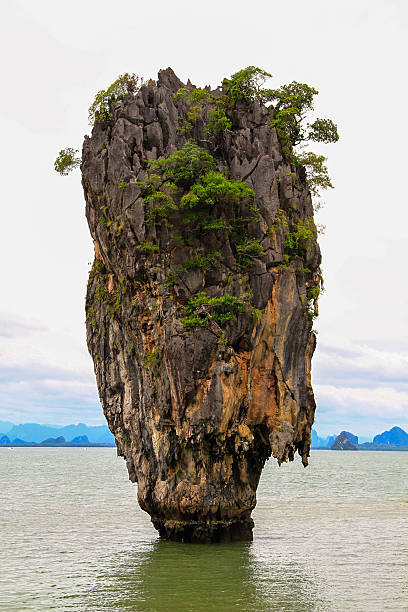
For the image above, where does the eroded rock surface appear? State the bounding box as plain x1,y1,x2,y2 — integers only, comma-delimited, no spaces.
83,68,320,542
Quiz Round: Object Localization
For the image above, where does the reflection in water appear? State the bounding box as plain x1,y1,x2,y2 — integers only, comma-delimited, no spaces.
88,538,319,611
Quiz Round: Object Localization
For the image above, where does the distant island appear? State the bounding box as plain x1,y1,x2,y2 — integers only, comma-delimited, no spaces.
1,422,407,451
312,426,408,451
0,422,115,447
331,431,358,451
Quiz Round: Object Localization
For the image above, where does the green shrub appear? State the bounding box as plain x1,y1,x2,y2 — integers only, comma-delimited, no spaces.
307,286,320,301
181,313,211,329
269,81,319,144
164,272,178,287
136,173,162,197
136,241,159,254
218,331,228,345
235,240,265,268
173,87,231,137
223,66,272,103
306,273,323,319
184,251,221,272
182,291,250,329
251,308,262,323
149,141,216,189
293,152,333,196
173,87,190,101
198,219,231,231
307,118,339,144
115,218,125,236
180,170,255,211
88,73,142,126
206,108,232,136
173,88,214,135
138,143,256,234
143,191,178,225
143,349,160,368
236,240,265,257
267,81,338,194
178,120,193,135
268,81,339,147
190,88,212,104
284,218,314,262
266,81,339,194
54,148,81,175
267,209,288,235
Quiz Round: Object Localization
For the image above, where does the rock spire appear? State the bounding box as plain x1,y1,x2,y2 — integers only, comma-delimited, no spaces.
83,68,320,542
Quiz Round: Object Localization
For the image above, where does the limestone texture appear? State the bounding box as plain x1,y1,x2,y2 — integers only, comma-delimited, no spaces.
82,68,321,542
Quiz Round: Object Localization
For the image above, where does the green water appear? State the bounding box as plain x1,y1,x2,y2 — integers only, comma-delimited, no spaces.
0,448,406,611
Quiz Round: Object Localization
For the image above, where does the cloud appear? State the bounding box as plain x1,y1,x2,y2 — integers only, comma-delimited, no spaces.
0,362,92,384
314,338,408,388
313,337,408,436
315,384,408,417
0,375,102,426
0,313,91,372
0,314,47,338
0,313,102,426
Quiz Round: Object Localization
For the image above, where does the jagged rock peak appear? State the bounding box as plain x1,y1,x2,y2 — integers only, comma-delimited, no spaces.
157,67,184,92
82,67,321,542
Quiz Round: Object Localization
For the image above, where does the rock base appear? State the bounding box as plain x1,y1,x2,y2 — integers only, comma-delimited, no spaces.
152,517,254,543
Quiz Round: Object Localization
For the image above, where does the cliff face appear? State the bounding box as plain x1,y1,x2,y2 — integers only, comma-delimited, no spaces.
82,68,320,542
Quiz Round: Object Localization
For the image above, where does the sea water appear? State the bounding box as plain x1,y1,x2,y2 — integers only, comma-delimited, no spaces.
0,448,406,611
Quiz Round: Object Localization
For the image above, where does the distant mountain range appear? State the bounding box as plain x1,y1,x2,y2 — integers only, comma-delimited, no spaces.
311,426,408,448
1,422,407,448
311,431,338,448
373,426,408,446
0,422,114,444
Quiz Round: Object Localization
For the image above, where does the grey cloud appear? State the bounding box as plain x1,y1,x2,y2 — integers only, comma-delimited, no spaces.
313,340,408,389
0,396,104,427
0,362,94,384
0,314,47,338
312,337,408,436
317,342,361,359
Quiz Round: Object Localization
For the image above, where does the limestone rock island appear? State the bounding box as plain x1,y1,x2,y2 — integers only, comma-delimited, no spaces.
82,68,325,542
331,431,358,451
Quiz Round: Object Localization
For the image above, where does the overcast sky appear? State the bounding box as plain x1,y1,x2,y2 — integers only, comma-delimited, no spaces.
0,0,407,438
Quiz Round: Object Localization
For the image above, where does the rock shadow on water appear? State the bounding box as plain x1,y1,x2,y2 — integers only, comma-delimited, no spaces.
86,538,318,611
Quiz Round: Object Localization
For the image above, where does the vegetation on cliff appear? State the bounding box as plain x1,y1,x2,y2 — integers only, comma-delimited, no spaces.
54,147,81,175
56,66,338,209
56,66,338,325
